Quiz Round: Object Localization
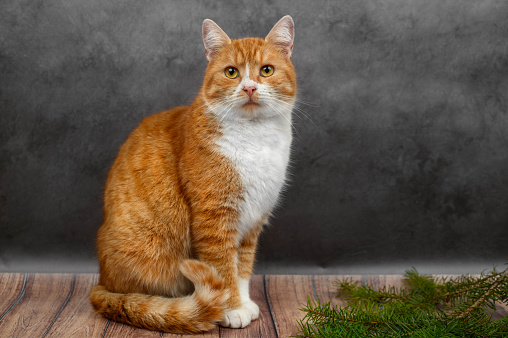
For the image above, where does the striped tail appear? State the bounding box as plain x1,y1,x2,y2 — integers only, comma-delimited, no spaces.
89,260,228,334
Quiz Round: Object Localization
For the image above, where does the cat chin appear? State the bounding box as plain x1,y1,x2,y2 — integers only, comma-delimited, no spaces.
238,104,284,119
210,100,291,121
243,110,290,122
241,101,261,112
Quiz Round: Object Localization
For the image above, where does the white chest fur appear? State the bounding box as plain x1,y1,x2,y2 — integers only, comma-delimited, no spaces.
215,112,292,241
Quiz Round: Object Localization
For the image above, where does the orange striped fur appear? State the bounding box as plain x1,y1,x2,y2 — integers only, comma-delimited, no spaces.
90,16,296,333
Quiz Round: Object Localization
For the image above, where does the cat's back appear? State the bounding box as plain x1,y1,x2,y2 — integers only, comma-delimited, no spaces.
119,105,188,157
104,105,190,214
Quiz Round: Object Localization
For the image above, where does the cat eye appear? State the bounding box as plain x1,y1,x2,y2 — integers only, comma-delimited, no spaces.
260,65,274,77
224,67,239,79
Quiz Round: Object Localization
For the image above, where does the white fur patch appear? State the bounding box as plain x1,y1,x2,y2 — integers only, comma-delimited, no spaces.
213,101,292,242
221,307,251,328
235,66,258,96
221,279,260,329
239,278,251,303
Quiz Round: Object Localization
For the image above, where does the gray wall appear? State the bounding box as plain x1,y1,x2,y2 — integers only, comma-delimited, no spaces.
1,0,507,274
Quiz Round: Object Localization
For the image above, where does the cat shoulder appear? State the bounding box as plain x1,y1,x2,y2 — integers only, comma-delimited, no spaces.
139,105,189,130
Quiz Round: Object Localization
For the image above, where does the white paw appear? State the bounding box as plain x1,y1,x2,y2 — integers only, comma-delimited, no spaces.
242,300,260,321
220,301,259,328
221,307,251,328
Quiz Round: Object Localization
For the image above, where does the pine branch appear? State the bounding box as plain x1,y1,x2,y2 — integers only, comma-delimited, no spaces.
455,270,507,320
336,279,409,305
298,262,508,338
437,270,507,306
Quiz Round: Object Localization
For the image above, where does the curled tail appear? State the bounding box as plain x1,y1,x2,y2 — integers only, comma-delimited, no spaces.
90,260,227,334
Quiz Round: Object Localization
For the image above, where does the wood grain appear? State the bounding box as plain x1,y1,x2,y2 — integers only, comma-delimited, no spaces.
492,304,507,321
104,321,164,337
0,273,27,319
0,273,74,337
364,274,405,291
164,327,219,338
45,274,109,337
265,275,315,338
182,326,220,338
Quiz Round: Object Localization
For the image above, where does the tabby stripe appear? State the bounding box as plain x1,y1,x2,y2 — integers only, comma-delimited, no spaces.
121,303,133,324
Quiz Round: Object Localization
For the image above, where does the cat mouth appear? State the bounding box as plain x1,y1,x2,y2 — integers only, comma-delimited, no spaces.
243,101,260,107
242,100,261,111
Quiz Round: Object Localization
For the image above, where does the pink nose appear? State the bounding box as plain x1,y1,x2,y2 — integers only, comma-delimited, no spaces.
243,86,256,98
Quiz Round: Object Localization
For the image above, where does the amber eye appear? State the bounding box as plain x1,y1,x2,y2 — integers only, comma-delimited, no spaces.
225,67,239,79
260,65,274,77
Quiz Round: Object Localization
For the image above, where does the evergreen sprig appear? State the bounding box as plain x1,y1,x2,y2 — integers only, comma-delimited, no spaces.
297,263,508,337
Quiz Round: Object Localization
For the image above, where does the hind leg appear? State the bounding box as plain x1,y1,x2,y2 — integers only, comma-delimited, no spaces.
191,213,243,310
97,211,193,298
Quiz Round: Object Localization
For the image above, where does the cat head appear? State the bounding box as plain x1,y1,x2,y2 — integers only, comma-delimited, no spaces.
201,16,296,120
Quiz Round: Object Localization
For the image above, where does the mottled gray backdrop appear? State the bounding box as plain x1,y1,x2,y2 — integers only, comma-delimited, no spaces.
1,0,507,273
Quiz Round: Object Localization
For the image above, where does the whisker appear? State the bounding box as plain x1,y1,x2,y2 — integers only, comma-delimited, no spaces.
191,97,243,140
269,96,318,128
275,94,319,107
266,101,302,140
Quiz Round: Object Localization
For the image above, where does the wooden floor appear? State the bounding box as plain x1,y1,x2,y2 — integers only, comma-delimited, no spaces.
0,274,506,337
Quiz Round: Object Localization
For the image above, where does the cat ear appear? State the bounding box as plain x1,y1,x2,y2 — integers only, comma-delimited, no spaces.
265,15,294,58
202,19,231,62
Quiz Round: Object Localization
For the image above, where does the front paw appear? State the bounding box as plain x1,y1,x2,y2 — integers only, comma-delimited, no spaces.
242,300,260,321
220,301,259,328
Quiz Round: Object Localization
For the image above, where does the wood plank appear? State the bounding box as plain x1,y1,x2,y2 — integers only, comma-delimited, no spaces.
220,275,277,338
104,321,163,337
164,326,219,337
492,304,507,321
0,273,74,336
265,275,315,338
497,301,508,313
45,274,109,337
313,275,363,307
0,273,27,319
364,274,405,291
0,272,502,338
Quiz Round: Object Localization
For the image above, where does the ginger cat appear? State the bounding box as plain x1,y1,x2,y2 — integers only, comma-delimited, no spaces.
89,16,296,334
